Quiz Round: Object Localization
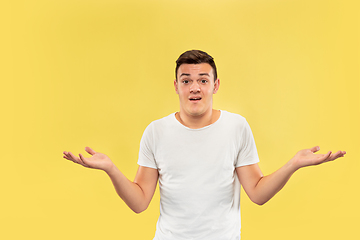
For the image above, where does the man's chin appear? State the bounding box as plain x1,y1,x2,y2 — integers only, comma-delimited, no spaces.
187,109,208,117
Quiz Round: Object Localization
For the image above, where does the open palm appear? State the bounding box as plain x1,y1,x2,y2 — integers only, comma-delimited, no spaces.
63,147,114,172
292,146,346,169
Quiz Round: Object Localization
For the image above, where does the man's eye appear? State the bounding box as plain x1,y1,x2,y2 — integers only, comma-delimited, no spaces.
200,80,208,84
182,80,189,84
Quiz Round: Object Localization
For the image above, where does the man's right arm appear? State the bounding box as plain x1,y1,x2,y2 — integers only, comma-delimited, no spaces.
63,147,159,214
107,165,158,213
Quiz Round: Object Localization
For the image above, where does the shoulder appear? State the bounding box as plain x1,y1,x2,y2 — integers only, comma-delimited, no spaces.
149,113,176,128
221,110,245,120
140,113,179,146
142,113,177,136
220,110,248,127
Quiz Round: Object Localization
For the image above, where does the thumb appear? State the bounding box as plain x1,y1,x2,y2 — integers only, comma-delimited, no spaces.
310,146,320,153
85,146,96,155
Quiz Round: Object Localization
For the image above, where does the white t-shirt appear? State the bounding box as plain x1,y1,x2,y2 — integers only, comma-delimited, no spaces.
138,110,259,240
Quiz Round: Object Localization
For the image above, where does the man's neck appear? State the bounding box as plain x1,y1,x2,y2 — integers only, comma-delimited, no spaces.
175,109,221,129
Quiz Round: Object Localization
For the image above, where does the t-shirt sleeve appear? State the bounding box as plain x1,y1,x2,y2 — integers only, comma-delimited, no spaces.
235,120,260,168
137,123,158,169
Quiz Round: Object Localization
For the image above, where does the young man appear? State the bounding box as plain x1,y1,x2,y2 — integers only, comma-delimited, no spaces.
63,50,346,240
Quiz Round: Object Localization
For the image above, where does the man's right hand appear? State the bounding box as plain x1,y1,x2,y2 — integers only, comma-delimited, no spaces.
63,147,114,173
63,147,158,213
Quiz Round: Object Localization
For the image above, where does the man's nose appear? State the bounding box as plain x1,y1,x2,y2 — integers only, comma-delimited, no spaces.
190,81,200,93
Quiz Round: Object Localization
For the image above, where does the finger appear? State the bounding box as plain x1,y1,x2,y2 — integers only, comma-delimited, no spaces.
79,153,89,167
339,151,346,156
322,151,332,162
327,151,344,161
85,146,96,156
63,151,73,160
64,151,73,160
68,152,80,163
63,151,71,160
310,146,320,153
316,151,331,163
63,153,73,160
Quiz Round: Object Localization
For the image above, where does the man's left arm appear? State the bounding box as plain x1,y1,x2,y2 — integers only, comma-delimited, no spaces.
236,146,346,205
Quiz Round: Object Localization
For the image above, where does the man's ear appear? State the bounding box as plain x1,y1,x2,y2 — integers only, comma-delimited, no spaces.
174,79,179,94
213,78,220,94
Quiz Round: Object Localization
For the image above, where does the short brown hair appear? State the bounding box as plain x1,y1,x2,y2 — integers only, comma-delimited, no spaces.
175,50,217,81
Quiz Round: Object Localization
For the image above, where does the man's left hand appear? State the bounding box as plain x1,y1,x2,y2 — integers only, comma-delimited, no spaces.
291,146,346,170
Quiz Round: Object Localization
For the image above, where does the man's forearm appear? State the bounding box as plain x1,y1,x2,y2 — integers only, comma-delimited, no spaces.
240,147,345,205
63,148,150,213
237,161,297,205
106,166,148,213
250,161,298,205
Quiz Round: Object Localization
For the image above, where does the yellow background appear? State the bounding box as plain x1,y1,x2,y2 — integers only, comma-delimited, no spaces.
1,0,359,239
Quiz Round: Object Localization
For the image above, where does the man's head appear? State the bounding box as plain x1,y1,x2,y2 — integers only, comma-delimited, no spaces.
175,50,218,82
174,50,220,118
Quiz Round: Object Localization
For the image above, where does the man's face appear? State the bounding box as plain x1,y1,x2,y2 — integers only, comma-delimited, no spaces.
174,63,219,117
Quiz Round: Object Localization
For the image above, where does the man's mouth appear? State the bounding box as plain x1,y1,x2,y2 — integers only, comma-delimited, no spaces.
189,97,202,101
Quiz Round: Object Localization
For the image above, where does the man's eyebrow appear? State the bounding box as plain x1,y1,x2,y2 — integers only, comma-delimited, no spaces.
199,73,210,77
179,73,190,78
179,73,210,78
